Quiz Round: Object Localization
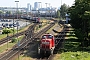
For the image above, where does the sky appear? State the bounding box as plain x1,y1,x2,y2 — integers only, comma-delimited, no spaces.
0,0,75,8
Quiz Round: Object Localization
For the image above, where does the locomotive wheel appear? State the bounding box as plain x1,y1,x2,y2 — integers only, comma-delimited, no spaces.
40,50,44,55
38,48,40,54
50,49,53,55
38,48,43,55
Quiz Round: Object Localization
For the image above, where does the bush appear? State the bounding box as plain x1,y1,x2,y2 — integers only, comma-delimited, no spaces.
11,38,17,43
2,28,13,34
74,29,84,40
11,29,16,33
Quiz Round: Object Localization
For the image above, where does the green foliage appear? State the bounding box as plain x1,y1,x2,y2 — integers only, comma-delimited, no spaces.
60,52,90,60
6,11,11,14
2,28,11,34
69,0,90,28
10,28,16,33
57,10,60,18
11,35,24,43
74,29,84,39
2,28,16,34
68,0,90,46
60,3,69,18
0,10,3,14
16,11,22,14
11,38,17,43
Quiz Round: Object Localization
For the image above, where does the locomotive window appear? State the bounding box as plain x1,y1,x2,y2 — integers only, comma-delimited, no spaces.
48,35,53,39
42,35,47,39
42,35,53,39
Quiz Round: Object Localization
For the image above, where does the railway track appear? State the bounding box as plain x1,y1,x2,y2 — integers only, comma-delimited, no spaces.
54,23,69,52
36,21,70,60
0,23,35,46
0,23,37,60
0,22,55,60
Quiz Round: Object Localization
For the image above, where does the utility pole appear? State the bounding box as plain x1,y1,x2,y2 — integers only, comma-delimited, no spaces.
15,1,19,19
38,2,41,18
50,6,52,19
15,1,19,60
45,3,48,23
41,2,42,17
49,3,51,19
15,0,19,46
45,3,48,18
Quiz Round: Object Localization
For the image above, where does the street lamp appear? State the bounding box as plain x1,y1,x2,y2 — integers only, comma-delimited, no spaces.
41,2,42,17
50,6,52,19
38,2,41,18
45,3,51,23
15,1,19,60
45,3,48,18
49,3,51,18
15,0,19,44
15,1,19,19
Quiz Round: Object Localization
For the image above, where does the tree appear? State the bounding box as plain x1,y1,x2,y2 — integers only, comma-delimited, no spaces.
60,3,69,19
16,11,22,15
6,11,11,14
0,10,3,14
68,0,90,46
0,10,4,18
57,10,60,18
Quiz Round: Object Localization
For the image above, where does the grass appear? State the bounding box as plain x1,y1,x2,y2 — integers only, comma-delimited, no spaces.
65,32,78,39
0,23,32,40
16,54,33,60
0,42,15,54
59,52,90,60
0,35,24,54
65,27,79,39
64,41,81,51
53,25,90,60
0,34,7,40
62,28,82,52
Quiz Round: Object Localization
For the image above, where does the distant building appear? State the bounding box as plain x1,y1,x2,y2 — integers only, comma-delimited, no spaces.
0,7,27,14
34,2,39,10
31,7,58,17
27,3,32,12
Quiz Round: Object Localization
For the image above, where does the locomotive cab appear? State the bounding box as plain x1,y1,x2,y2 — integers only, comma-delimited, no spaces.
38,33,55,55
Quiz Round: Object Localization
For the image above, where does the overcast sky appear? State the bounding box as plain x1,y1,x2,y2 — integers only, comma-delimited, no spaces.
0,0,75,8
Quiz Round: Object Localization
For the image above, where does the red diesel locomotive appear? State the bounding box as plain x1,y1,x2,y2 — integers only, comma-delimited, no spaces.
38,33,55,55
